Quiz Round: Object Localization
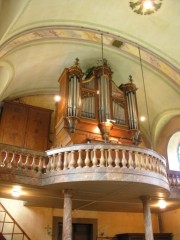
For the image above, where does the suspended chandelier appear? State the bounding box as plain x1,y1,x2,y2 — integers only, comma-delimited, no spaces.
129,0,163,15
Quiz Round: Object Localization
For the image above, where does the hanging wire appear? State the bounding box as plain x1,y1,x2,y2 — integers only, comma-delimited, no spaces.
101,33,104,75
138,46,153,150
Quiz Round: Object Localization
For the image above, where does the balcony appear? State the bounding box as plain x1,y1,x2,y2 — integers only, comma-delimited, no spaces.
1,142,177,212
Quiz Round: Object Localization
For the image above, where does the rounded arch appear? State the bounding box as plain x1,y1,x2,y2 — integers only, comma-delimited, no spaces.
0,60,14,100
167,131,180,171
155,115,180,166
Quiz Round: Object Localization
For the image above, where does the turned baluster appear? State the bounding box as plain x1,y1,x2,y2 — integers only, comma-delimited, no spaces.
37,156,44,173
155,158,160,173
50,154,55,171
77,150,83,168
144,154,149,170
7,152,15,168
172,175,177,186
148,156,153,171
50,154,56,172
23,154,29,169
69,151,75,169
177,176,180,187
84,149,90,167
46,156,51,172
63,152,68,170
92,149,98,167
140,153,145,170
162,162,166,176
121,149,127,168
31,155,36,171
56,153,62,171
170,175,175,187
151,157,156,172
115,149,120,168
128,151,134,169
162,162,167,176
17,154,22,169
1,151,8,168
143,154,148,170
168,174,172,186
159,160,163,175
107,149,113,167
100,148,105,167
134,151,140,169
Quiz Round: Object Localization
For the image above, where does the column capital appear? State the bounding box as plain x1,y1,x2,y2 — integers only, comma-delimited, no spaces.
140,195,151,203
62,189,73,197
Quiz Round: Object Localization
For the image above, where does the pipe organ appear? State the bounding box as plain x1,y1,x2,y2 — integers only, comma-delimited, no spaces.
119,75,138,130
55,59,141,147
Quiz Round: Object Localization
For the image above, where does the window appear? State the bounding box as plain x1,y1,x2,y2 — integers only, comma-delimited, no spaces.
167,132,180,171
178,144,180,163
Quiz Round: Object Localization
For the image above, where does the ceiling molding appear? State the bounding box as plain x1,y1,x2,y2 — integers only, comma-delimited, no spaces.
0,26,179,87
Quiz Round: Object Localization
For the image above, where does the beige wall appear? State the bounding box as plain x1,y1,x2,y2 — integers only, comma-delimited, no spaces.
1,198,180,240
160,209,180,240
0,198,159,240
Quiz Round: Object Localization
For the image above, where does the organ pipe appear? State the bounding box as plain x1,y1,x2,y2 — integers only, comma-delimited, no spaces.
68,75,80,117
119,75,138,130
98,75,110,122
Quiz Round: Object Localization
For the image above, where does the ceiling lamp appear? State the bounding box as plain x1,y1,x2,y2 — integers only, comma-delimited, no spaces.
12,186,21,197
129,0,163,15
158,199,167,209
54,95,61,102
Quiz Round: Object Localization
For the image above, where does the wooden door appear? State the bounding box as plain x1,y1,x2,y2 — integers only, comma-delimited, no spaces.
57,223,93,240
73,223,93,240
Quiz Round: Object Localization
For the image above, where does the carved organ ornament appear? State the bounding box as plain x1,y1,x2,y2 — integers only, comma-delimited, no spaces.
55,58,141,146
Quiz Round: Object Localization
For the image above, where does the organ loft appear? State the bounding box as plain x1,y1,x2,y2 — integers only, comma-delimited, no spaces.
54,58,141,147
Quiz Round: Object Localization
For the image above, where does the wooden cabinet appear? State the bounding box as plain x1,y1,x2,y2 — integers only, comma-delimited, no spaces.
115,233,173,240
0,101,52,151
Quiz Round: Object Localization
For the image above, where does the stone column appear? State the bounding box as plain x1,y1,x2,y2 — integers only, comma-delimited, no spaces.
141,196,154,240
63,190,73,240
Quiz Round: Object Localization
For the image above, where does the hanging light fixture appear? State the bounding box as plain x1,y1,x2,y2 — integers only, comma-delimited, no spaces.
129,0,163,15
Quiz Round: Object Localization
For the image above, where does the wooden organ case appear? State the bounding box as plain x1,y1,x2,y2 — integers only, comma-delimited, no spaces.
55,59,141,147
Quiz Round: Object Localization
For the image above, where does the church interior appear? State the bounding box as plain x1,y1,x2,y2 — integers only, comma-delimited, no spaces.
0,0,180,240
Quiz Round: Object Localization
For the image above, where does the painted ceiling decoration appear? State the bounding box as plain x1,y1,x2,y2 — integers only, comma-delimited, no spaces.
0,26,179,87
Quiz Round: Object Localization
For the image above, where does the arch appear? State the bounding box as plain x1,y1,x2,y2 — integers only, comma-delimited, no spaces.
0,61,14,99
155,115,180,166
167,132,180,171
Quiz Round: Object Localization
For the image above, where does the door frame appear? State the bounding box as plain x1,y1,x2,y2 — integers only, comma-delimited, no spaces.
53,217,97,240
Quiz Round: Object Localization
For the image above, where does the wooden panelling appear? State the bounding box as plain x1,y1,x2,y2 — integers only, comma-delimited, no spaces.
0,101,52,151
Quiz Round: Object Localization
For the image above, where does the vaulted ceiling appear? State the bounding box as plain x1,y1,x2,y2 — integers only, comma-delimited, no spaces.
0,0,180,147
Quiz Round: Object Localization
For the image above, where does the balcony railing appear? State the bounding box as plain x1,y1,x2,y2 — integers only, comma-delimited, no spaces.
168,170,180,188
0,143,179,189
0,143,46,173
45,144,167,178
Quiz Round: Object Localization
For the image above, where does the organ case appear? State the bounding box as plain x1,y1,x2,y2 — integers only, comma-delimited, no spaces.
54,59,141,147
